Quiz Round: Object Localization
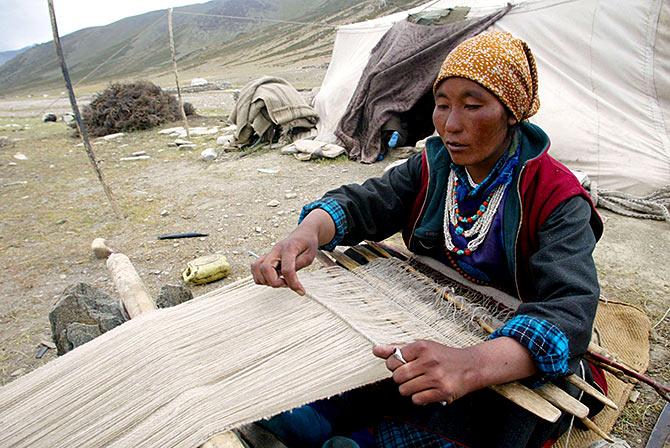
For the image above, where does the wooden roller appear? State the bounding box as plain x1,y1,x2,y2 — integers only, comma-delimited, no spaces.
106,253,156,319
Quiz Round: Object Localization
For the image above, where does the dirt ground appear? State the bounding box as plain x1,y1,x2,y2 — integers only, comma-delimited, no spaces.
0,92,668,447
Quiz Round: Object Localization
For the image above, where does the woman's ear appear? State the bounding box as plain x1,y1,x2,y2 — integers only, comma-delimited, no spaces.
507,115,518,126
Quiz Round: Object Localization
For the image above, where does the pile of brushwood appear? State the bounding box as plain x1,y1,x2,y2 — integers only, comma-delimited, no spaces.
82,81,195,137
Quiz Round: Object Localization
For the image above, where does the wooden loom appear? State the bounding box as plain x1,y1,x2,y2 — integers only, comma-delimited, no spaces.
0,240,621,447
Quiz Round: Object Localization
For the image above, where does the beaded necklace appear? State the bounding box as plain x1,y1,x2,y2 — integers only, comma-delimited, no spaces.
443,168,506,256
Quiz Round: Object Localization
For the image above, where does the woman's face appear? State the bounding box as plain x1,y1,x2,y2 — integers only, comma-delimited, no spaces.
432,77,516,182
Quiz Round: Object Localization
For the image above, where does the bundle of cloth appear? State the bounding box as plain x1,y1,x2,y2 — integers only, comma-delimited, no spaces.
231,76,319,146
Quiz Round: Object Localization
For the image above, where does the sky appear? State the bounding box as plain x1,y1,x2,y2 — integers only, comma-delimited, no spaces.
0,0,207,52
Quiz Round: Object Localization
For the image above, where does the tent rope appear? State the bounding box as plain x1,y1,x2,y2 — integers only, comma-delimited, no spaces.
584,180,670,222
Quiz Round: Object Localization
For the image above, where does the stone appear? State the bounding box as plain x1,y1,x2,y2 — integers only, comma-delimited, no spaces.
257,168,279,174
189,127,219,136
267,199,280,207
100,132,125,141
120,155,150,161
40,339,56,349
190,78,208,87
284,193,297,199
156,284,194,309
160,209,169,216
200,148,218,161
42,113,57,122
49,283,126,355
13,153,27,160
216,135,235,146
158,126,184,135
178,144,197,150
66,322,102,347
174,138,194,146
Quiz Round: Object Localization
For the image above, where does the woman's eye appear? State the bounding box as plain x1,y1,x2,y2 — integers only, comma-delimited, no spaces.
437,104,450,110
465,104,482,110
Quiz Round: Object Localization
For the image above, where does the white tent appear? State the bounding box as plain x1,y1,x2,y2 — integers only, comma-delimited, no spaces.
314,0,670,194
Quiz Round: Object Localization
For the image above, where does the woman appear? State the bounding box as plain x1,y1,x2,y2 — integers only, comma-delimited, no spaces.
251,31,604,448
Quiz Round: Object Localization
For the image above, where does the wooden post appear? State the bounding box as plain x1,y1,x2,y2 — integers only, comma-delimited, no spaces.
168,8,190,139
106,253,157,318
47,0,122,218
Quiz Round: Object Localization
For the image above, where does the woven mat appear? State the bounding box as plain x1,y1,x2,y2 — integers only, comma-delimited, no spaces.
559,299,651,447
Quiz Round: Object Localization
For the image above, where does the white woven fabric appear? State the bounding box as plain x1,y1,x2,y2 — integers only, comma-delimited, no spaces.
0,260,493,448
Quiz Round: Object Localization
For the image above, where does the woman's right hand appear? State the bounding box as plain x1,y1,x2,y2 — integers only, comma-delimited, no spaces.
250,208,336,295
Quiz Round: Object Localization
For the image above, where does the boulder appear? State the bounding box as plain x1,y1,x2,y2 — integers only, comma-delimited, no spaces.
49,283,126,355
42,113,57,122
65,322,102,347
156,284,193,309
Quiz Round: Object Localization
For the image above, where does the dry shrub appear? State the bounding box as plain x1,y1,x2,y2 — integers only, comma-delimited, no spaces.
82,81,195,137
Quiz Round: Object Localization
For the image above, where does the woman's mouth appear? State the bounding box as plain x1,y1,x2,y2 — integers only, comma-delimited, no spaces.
446,141,468,151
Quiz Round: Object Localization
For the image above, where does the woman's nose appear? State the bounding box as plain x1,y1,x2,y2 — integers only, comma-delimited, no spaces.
444,109,463,133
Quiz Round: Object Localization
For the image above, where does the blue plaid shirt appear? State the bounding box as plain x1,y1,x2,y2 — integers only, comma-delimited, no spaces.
299,198,348,251
489,314,570,384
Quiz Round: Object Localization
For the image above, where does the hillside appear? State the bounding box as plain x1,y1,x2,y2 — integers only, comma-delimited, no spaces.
0,46,30,66
0,0,427,95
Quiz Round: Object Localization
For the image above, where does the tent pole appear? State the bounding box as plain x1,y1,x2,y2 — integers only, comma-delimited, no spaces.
47,0,123,219
168,8,190,140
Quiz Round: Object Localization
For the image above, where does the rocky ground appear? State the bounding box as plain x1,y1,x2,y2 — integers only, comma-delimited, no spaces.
0,92,668,447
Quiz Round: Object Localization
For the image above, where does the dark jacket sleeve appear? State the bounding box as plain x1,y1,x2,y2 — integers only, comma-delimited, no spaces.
321,153,423,245
517,196,600,368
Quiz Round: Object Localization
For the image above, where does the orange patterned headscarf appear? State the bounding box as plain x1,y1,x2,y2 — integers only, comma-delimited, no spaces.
434,31,540,121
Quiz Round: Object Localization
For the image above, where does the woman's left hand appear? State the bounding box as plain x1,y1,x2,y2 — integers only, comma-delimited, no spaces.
373,340,484,406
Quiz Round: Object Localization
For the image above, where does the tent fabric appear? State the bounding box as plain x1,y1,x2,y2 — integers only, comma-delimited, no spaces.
314,0,670,194
335,8,508,163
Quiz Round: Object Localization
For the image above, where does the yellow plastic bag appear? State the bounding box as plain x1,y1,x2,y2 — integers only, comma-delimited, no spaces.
182,254,231,285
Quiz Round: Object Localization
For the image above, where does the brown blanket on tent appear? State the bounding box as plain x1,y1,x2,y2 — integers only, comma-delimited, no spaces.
335,7,510,163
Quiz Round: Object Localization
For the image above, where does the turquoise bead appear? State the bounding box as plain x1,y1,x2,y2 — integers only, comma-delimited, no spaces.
455,227,464,235
479,205,486,212
457,250,464,255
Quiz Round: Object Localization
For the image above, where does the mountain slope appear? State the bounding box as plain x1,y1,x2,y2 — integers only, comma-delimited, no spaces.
0,46,31,66
0,0,426,94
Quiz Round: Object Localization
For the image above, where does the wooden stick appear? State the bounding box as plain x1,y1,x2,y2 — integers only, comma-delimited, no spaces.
364,240,393,258
580,417,615,443
328,248,361,271
489,383,561,423
315,250,336,267
587,351,670,401
535,383,589,419
168,8,190,140
566,374,618,410
47,0,122,219
106,253,157,318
